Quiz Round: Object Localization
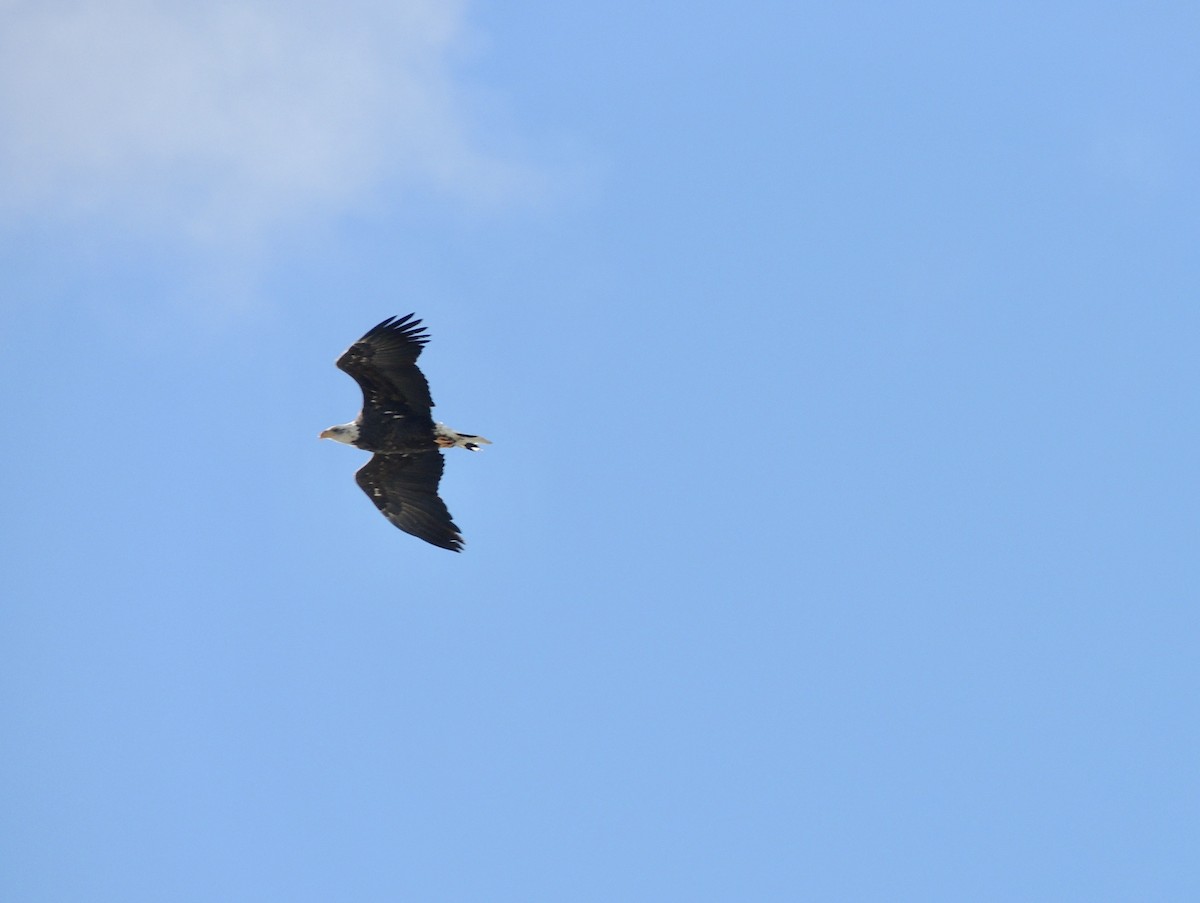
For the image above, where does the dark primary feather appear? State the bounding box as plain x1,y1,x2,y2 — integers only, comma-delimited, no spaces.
354,452,464,552
337,314,436,423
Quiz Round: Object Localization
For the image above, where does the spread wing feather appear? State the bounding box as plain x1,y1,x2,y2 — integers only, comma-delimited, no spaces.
355,452,463,551
336,314,435,421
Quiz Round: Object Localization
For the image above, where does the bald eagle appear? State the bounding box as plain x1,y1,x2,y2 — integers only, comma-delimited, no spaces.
320,314,489,551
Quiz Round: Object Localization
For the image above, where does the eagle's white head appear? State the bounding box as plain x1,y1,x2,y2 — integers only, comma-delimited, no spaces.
319,422,360,445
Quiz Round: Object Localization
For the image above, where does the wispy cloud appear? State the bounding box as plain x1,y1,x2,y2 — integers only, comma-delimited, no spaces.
0,0,521,242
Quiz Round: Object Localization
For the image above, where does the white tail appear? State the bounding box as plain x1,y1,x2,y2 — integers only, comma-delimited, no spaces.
434,423,492,451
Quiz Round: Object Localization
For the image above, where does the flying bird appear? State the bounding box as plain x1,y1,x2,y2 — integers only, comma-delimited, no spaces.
320,314,489,551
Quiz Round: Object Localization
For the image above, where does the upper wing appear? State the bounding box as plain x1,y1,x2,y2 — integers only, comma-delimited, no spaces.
337,314,435,419
355,452,463,551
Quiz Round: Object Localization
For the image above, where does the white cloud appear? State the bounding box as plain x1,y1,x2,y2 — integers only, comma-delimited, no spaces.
0,0,520,241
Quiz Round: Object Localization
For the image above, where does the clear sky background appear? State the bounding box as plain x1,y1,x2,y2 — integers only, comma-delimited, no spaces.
2,2,1197,900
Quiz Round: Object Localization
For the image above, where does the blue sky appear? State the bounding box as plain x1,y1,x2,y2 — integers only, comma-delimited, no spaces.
2,2,1197,900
